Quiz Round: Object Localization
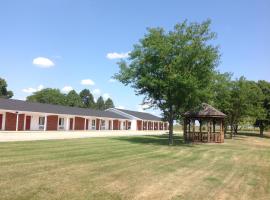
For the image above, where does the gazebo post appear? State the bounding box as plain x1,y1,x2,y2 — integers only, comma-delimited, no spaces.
183,118,187,142
213,120,216,133
207,120,210,142
199,119,202,141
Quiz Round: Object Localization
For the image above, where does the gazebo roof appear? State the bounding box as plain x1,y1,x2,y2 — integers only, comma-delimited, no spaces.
184,103,226,118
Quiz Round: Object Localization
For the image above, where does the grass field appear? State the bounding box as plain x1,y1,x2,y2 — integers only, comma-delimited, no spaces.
0,133,270,200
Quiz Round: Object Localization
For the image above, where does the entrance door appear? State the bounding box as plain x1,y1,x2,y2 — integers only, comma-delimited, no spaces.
109,120,111,130
69,118,73,130
25,116,31,130
0,114,2,130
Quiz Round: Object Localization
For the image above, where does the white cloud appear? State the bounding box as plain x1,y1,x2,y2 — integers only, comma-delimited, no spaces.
109,78,116,83
102,93,110,100
33,57,54,68
106,52,130,59
22,84,44,94
137,104,150,112
116,105,125,109
81,79,95,86
92,89,101,96
61,86,73,93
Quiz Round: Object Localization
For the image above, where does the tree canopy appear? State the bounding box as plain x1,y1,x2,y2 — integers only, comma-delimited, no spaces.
96,96,105,110
104,98,115,109
27,88,115,110
79,89,95,108
27,88,66,105
114,20,220,144
0,78,13,99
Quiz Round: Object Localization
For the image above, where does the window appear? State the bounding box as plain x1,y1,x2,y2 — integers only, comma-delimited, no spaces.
58,118,65,129
91,120,96,130
101,120,105,130
39,117,45,129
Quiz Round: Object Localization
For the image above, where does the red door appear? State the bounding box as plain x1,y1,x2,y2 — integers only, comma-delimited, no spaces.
69,118,73,130
0,114,2,130
86,119,89,130
25,116,31,130
109,120,111,130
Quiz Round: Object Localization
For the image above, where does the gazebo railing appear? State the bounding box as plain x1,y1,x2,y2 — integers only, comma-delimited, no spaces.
185,132,223,143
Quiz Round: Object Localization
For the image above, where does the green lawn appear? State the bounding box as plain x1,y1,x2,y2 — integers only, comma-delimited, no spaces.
0,133,270,200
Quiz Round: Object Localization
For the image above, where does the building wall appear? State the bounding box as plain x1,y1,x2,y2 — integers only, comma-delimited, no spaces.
74,117,85,130
4,112,25,131
47,115,58,131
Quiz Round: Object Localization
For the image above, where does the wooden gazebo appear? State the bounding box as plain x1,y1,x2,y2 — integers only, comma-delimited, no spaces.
183,103,226,143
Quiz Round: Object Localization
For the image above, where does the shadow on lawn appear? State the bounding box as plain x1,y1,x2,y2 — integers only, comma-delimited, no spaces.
113,134,194,147
237,132,270,139
225,132,270,139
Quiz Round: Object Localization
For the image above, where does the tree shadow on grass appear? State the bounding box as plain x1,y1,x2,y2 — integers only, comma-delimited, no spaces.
236,132,270,139
113,134,195,147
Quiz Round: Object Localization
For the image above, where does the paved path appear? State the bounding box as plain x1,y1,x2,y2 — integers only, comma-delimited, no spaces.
0,130,168,142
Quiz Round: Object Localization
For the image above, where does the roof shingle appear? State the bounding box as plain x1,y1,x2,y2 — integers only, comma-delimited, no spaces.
0,98,128,119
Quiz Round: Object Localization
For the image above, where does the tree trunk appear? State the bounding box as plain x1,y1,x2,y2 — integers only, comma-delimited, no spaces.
230,123,233,138
259,125,264,137
168,118,174,145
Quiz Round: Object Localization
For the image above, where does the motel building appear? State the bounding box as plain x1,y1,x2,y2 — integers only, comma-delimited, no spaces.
0,98,168,132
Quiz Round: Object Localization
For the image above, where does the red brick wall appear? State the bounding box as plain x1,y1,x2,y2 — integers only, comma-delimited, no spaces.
69,118,73,130
109,120,111,130
113,120,119,130
156,122,159,130
86,119,89,130
75,117,85,130
96,118,100,130
164,123,168,130
5,112,25,131
5,112,16,131
137,120,142,130
159,122,163,130
0,114,2,130
46,115,58,131
18,114,25,131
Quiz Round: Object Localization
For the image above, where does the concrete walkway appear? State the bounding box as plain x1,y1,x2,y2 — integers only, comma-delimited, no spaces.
0,130,168,142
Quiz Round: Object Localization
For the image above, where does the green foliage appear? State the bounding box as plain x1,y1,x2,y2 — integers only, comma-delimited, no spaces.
257,80,270,119
114,20,220,144
96,96,105,110
0,78,13,99
104,98,114,109
79,89,95,108
65,90,84,107
27,88,66,105
224,77,264,134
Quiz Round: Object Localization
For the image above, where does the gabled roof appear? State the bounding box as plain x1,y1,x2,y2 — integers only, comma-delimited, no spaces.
110,108,162,121
0,98,128,119
184,103,226,118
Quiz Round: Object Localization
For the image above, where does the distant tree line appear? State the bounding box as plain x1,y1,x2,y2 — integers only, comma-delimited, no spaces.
26,88,114,110
0,80,114,110
211,73,270,137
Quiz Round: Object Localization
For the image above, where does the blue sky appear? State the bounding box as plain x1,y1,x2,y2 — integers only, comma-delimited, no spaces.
0,0,269,115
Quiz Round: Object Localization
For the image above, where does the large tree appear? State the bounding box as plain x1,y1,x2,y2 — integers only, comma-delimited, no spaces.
228,77,265,136
96,96,105,110
114,20,220,144
211,72,233,135
27,88,65,105
104,98,115,109
255,80,270,136
65,90,83,107
0,78,13,99
79,89,95,108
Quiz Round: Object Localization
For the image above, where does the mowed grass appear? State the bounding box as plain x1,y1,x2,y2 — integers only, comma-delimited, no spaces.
0,133,270,200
